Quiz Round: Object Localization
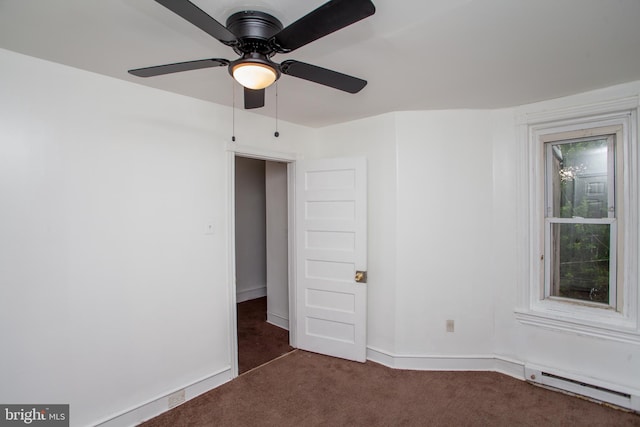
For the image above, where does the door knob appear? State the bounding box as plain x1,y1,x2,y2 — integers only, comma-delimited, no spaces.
355,270,367,283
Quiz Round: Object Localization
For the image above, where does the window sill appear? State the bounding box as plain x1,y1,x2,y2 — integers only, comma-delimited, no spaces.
514,305,640,344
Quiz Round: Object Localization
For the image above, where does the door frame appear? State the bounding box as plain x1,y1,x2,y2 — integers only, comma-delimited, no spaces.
226,143,298,378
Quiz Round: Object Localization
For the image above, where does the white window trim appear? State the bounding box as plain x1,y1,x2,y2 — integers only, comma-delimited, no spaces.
515,96,640,344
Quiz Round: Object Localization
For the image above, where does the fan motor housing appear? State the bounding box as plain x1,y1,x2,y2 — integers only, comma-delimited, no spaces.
226,11,283,56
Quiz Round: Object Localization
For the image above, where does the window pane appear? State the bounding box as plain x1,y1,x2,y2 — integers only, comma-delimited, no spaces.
550,223,610,304
550,139,609,218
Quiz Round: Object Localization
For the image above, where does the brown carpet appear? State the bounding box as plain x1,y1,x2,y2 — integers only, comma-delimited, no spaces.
237,297,293,374
141,350,640,427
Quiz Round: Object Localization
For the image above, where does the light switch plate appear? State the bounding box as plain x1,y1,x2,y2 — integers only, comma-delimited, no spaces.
205,219,215,235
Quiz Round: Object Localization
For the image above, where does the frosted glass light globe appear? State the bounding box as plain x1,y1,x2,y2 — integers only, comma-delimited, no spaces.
232,63,277,90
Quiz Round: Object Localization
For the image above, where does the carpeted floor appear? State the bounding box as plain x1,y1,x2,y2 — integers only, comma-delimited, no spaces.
237,296,293,374
141,350,640,427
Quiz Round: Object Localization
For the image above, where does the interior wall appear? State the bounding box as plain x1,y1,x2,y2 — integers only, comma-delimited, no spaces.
491,82,640,390
307,110,497,358
308,83,640,391
235,157,267,302
0,48,308,427
393,110,496,356
265,161,289,329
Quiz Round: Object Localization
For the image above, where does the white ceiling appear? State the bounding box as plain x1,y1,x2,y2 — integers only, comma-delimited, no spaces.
1,0,640,127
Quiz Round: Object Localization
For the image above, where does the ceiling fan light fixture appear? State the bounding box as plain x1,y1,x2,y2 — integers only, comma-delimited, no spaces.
232,62,278,90
130,0,377,109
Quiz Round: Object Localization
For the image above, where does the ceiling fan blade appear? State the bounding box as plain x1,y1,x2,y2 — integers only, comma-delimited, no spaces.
154,0,237,44
271,0,375,52
128,58,229,77
280,60,367,93
244,87,265,109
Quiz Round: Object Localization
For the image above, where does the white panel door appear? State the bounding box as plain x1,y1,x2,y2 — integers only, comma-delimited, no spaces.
295,157,367,362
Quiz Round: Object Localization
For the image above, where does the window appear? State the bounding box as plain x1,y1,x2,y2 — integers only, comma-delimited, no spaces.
544,132,618,308
516,99,639,342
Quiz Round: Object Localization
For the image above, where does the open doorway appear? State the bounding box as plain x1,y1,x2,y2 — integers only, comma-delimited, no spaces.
234,156,293,374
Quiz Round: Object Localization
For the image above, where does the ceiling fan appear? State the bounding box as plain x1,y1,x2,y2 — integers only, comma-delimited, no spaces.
129,0,376,109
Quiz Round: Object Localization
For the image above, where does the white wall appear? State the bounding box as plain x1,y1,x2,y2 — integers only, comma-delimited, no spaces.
235,157,267,302
394,110,496,356
491,83,640,390
0,48,308,427
265,161,289,329
307,110,497,358
307,86,640,390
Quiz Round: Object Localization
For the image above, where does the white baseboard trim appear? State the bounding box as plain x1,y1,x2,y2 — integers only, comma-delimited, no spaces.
267,312,289,330
236,286,267,303
366,346,525,381
94,367,233,427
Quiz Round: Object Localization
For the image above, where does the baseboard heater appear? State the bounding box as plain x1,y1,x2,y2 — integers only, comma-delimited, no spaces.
524,364,640,412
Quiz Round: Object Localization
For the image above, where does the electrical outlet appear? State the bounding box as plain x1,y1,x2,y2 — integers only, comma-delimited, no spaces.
446,319,455,333
168,389,185,409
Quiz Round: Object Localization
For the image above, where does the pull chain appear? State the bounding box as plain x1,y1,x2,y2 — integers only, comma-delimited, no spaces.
232,83,236,142
274,82,280,138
